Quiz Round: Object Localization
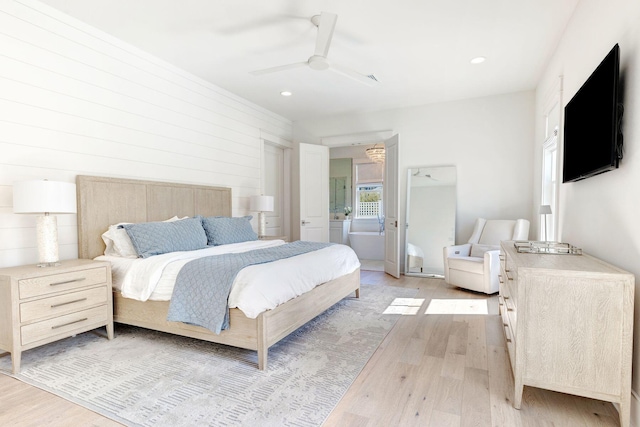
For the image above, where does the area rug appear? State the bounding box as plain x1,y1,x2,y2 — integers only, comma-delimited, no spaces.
1,282,417,427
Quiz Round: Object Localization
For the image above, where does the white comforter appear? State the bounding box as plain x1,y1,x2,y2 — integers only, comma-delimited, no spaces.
96,240,360,319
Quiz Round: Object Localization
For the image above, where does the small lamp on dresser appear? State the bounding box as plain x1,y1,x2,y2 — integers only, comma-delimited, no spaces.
539,204,552,242
13,179,77,267
250,195,274,238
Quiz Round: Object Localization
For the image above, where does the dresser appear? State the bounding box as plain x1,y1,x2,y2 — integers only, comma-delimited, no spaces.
499,241,634,427
0,259,114,373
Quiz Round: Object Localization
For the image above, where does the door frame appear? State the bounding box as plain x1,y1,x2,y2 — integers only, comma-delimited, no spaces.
261,131,292,240
320,130,400,276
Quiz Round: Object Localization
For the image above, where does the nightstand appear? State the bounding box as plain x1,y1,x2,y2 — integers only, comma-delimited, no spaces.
259,235,289,242
0,259,114,373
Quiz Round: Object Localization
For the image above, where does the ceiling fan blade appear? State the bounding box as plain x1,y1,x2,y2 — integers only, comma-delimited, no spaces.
330,63,379,87
250,62,308,75
314,12,337,57
215,14,308,35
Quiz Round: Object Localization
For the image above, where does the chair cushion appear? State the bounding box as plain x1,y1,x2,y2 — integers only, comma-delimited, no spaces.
447,256,484,275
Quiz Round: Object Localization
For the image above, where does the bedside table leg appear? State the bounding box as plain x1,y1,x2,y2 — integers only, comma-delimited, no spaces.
11,350,21,374
106,322,114,340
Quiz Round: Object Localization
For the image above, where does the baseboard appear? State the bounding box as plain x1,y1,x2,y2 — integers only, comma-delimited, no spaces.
631,389,640,427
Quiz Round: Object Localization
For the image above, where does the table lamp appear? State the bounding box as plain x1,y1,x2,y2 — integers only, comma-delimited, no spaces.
250,195,274,238
13,180,77,267
539,204,552,242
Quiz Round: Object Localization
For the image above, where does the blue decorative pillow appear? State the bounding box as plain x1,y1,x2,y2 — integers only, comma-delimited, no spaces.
201,215,257,246
121,217,208,258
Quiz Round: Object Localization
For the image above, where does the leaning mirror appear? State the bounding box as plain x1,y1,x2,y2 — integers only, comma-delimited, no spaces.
405,166,456,277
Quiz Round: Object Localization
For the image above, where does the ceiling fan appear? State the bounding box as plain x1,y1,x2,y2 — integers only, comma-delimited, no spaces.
249,12,378,87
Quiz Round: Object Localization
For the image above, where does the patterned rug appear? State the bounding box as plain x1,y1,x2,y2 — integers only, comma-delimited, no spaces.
1,282,416,427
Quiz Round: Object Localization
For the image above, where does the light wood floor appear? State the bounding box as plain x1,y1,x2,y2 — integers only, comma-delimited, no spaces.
0,271,623,426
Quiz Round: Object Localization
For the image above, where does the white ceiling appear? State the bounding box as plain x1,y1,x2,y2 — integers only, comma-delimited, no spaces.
38,0,579,122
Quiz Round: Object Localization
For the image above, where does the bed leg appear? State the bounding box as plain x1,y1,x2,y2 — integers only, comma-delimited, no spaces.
355,287,360,298
257,314,268,370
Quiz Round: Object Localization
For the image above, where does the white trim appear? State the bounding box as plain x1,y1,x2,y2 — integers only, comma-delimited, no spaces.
260,130,292,149
321,130,393,147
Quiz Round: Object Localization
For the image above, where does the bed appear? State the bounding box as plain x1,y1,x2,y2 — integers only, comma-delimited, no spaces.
76,175,360,370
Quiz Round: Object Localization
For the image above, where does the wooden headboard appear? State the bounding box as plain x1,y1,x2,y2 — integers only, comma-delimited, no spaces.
76,175,232,259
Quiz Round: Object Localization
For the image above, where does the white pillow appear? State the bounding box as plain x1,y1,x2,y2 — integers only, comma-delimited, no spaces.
469,243,499,258
102,225,137,258
101,216,187,257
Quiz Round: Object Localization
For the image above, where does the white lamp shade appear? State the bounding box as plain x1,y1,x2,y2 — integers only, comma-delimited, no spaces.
539,204,552,215
250,195,274,212
13,180,77,214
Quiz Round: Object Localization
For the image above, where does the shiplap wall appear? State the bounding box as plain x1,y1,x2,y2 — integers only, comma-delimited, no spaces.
0,0,292,268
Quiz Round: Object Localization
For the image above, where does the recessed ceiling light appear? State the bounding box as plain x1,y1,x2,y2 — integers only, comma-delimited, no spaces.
280,91,292,97
470,56,486,64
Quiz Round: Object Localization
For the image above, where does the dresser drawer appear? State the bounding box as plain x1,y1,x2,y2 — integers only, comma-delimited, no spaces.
503,318,516,374
20,286,108,323
21,306,108,346
503,254,518,300
502,282,517,327
19,267,107,299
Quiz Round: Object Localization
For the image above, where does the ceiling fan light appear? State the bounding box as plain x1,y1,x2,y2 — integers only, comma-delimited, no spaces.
366,144,385,163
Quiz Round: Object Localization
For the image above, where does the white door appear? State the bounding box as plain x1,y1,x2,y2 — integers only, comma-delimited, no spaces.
264,143,284,237
384,134,400,278
299,143,329,242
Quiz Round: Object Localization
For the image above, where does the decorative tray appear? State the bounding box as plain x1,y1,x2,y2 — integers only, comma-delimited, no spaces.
513,241,582,255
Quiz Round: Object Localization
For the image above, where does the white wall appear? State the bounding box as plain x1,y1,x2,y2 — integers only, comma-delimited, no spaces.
294,91,536,253
534,0,640,419
0,0,292,268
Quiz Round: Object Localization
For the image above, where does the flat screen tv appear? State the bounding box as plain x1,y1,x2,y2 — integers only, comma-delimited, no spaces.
563,44,623,183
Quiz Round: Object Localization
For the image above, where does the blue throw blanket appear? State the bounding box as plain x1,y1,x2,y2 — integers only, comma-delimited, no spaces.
167,241,333,334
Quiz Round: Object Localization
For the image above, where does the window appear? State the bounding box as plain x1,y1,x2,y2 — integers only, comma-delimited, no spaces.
542,134,557,240
356,184,383,218
353,160,384,219
541,82,561,241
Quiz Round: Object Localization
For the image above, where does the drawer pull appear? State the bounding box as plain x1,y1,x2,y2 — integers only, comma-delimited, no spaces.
51,298,87,308
506,337,512,343
503,296,510,300
503,323,508,327
499,275,504,284
507,307,514,312
51,317,88,330
50,278,86,287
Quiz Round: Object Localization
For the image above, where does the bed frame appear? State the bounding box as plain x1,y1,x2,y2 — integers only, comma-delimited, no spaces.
76,175,360,369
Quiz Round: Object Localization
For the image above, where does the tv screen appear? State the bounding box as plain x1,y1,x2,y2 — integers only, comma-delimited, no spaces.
563,44,622,183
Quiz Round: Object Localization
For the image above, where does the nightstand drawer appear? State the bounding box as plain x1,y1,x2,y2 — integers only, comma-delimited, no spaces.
21,306,108,346
20,286,108,323
19,267,107,299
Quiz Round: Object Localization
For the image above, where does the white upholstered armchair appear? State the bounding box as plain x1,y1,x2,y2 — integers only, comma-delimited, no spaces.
443,218,530,294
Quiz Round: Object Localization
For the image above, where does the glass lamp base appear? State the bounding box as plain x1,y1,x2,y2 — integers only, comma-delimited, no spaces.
37,261,61,268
